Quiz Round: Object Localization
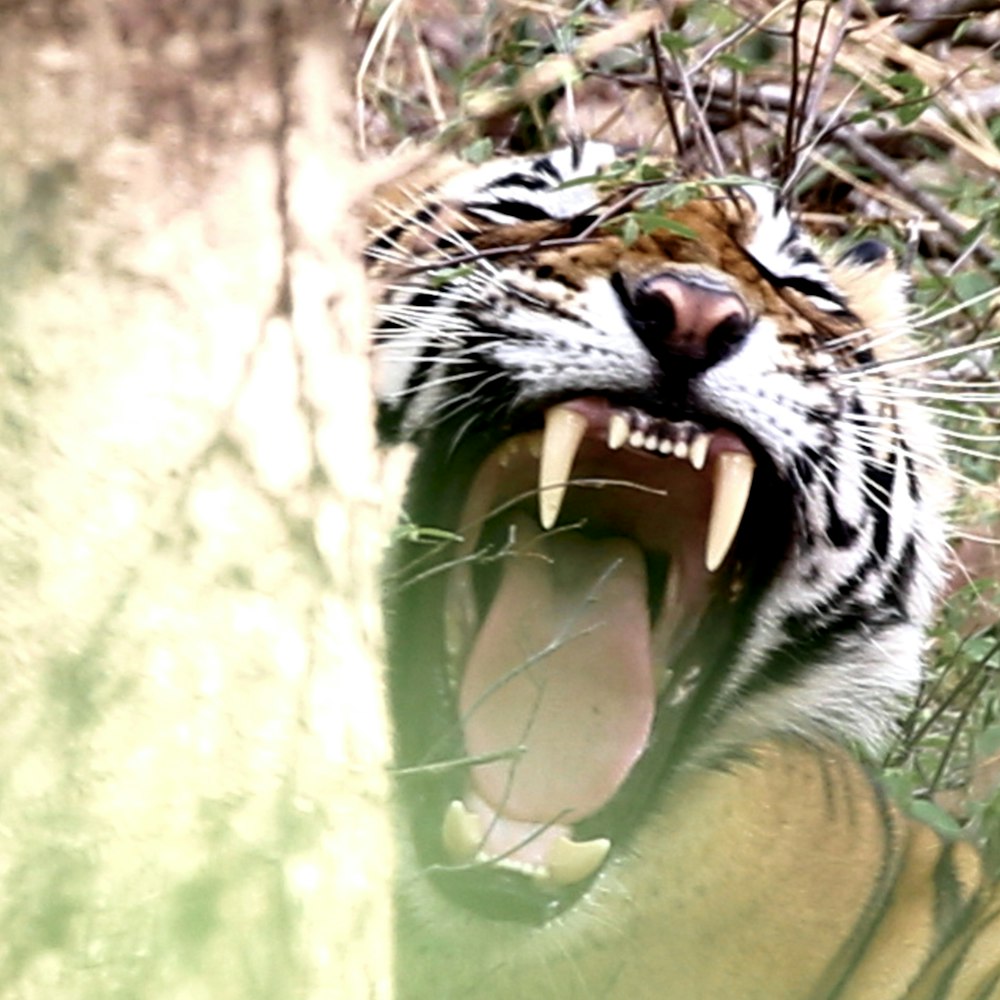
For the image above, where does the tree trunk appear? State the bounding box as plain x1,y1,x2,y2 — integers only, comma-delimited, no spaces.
0,4,390,997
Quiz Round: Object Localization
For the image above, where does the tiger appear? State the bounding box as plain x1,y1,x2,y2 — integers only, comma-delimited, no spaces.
368,141,1000,999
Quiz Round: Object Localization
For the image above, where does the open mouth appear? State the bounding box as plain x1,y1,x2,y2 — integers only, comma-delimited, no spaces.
396,397,785,918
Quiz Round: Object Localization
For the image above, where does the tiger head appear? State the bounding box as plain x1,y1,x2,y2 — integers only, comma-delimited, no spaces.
370,142,949,940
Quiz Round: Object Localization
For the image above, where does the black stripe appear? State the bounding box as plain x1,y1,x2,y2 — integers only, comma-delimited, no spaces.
925,914,981,1000
905,448,921,503
933,841,968,939
824,484,860,548
744,248,854,316
751,608,871,689
863,456,896,559
793,446,824,487
533,156,561,180
403,338,443,405
488,172,553,192
878,536,916,617
465,199,553,221
776,273,850,311
744,530,914,693
373,289,446,409
376,401,405,443
817,776,907,1000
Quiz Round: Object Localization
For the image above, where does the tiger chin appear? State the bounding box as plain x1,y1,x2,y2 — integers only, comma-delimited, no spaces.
368,142,1000,999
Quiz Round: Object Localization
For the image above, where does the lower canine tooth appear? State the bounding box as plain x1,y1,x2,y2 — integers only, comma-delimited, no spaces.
705,451,755,572
539,405,588,530
541,835,611,886
442,800,483,863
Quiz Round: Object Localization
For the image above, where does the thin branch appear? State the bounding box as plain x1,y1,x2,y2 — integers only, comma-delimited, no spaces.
895,0,1000,49
836,127,1000,268
648,29,685,156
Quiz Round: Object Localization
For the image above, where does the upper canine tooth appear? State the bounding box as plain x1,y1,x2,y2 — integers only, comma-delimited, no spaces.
442,800,483,863
538,834,611,887
539,405,588,530
608,413,629,450
705,451,755,572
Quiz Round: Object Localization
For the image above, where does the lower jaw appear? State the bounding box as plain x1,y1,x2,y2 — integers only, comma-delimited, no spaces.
395,628,731,925
396,740,823,1000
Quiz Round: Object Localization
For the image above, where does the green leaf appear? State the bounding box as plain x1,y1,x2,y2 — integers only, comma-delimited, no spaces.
717,53,756,73
976,723,1000,759
908,799,965,838
463,137,494,164
621,216,640,246
658,30,693,55
428,265,476,288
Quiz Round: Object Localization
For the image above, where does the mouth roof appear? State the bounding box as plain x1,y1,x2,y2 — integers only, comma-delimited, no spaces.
439,398,756,889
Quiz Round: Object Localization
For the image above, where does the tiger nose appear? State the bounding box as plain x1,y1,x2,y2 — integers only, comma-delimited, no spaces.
624,273,751,370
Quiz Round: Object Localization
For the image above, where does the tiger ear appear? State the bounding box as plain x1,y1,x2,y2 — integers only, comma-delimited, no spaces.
837,239,891,268
830,239,912,355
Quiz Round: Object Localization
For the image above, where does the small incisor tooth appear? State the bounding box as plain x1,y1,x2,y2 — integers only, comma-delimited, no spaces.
539,405,588,530
688,433,710,471
540,834,611,887
442,800,483,863
705,451,755,572
608,413,630,450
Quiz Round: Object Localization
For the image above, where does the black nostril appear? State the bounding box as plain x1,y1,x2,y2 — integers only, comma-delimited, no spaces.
611,271,675,346
613,270,751,373
631,285,679,345
707,311,751,359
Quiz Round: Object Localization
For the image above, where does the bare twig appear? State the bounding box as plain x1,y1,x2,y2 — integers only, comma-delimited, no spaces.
463,10,663,121
836,127,1000,268
894,0,1000,49
648,29,685,156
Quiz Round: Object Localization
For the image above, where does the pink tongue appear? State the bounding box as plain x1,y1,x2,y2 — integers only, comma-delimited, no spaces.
458,521,655,824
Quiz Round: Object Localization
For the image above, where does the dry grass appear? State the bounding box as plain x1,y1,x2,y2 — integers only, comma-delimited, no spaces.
352,0,1000,866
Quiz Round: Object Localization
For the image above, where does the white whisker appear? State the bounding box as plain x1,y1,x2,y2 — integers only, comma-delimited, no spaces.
912,286,1000,328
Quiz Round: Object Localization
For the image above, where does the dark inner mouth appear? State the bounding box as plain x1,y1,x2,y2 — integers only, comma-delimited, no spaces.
393,399,787,923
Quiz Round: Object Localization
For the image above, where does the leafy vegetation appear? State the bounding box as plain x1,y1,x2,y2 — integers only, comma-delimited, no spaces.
353,0,1000,867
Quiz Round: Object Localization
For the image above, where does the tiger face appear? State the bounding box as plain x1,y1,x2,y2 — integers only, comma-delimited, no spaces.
371,143,951,991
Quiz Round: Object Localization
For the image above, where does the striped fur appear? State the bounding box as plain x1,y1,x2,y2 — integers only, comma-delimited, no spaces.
370,143,1000,999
